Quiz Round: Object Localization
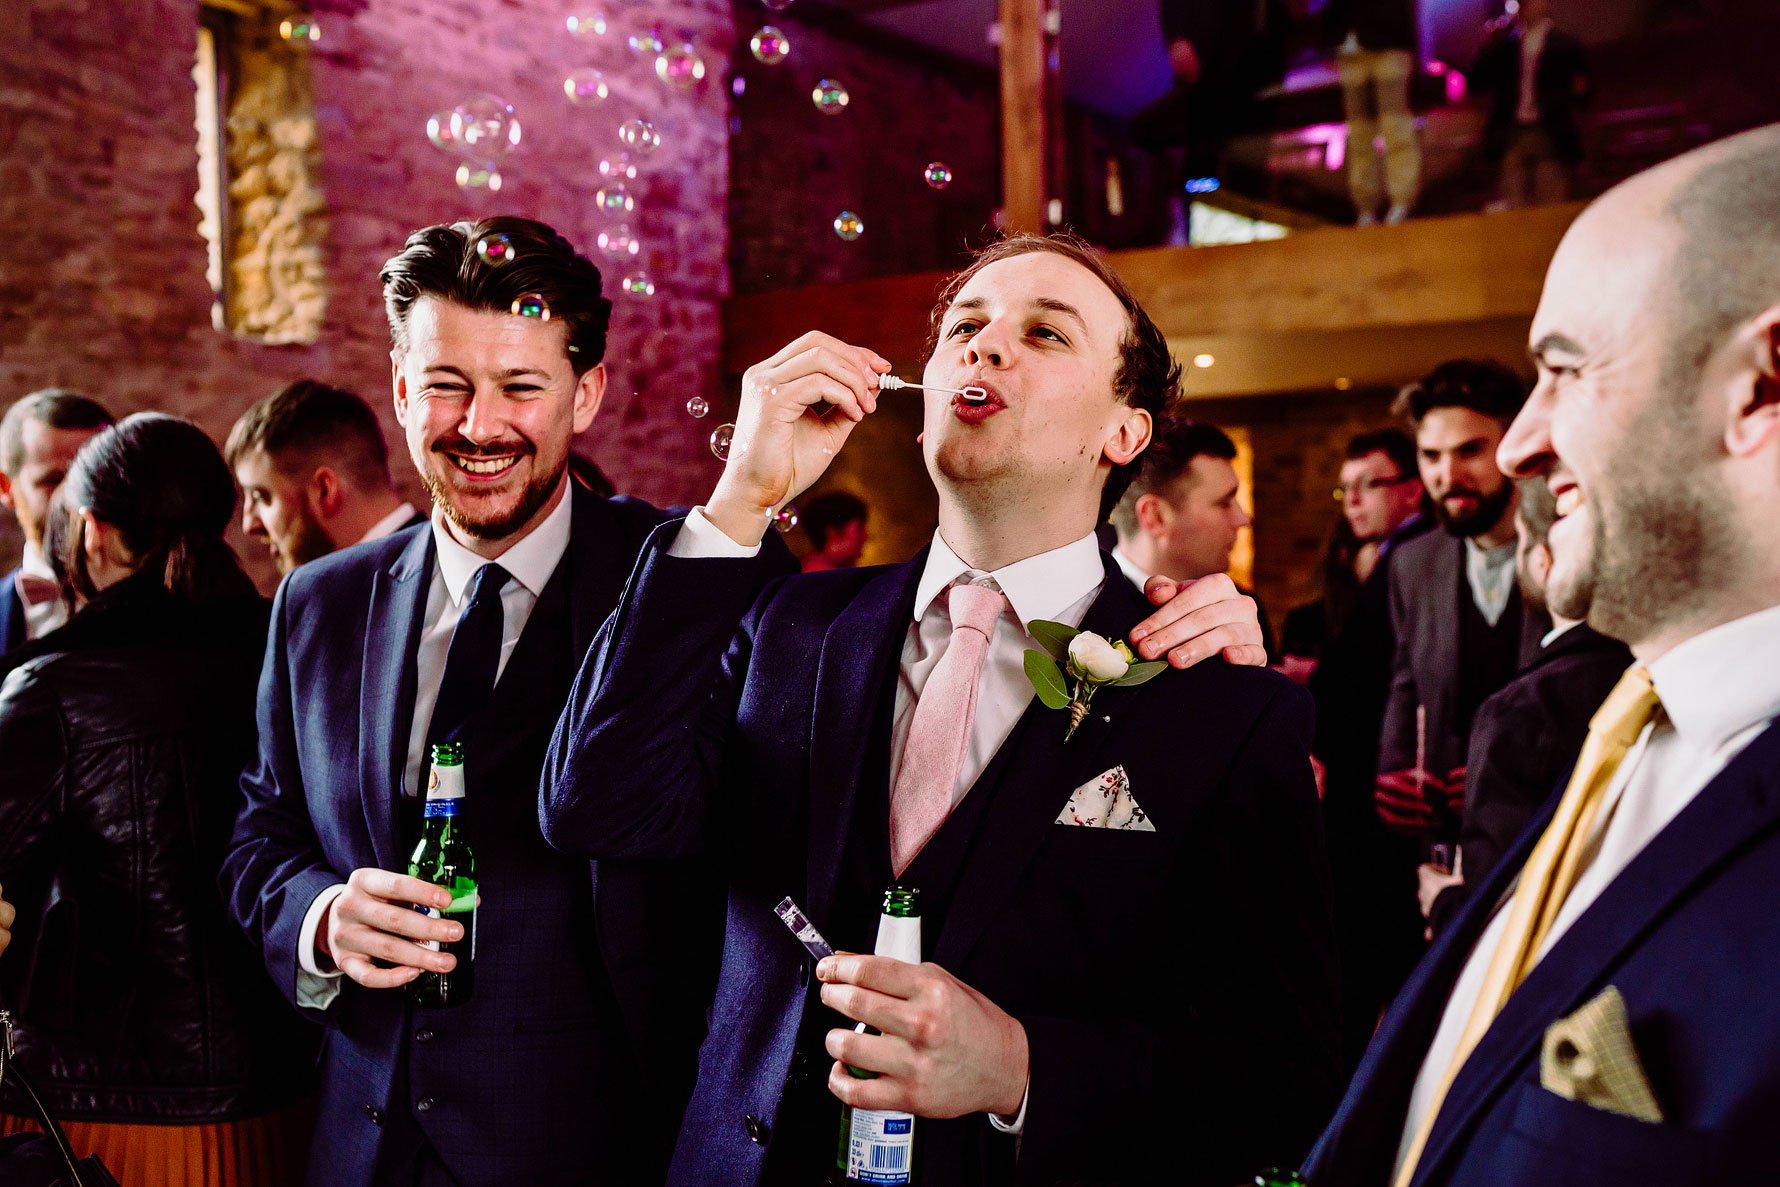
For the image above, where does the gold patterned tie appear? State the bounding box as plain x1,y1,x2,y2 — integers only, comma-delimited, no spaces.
1393,666,1661,1187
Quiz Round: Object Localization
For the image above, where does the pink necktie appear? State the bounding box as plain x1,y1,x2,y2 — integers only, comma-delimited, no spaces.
889,581,1007,876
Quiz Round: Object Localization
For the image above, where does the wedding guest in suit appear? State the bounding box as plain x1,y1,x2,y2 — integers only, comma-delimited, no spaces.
0,414,317,1187
219,217,715,1187
225,380,423,576
1470,0,1591,210
1374,361,1549,844
1418,478,1631,937
543,232,1339,1187
1110,418,1277,660
0,389,113,651
1306,122,1780,1187
223,218,1264,1187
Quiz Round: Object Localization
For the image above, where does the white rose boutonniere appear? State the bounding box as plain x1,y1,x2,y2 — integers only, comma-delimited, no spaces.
1022,620,1167,741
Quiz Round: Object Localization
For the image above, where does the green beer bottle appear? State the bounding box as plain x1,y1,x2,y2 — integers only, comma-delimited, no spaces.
1253,1168,1309,1187
408,742,476,1009
831,885,921,1186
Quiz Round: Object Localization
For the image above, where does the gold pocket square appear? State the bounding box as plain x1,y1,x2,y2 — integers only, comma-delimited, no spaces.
1540,986,1664,1123
1055,765,1155,831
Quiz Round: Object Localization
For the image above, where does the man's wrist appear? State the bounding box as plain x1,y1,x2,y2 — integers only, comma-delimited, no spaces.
994,1019,1031,1117
702,489,773,549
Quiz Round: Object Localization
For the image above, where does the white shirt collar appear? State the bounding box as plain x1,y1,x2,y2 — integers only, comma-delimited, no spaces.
913,530,1105,632
19,540,54,581
430,484,573,604
1648,603,1780,756
1541,620,1582,649
358,502,418,545
1109,546,1150,593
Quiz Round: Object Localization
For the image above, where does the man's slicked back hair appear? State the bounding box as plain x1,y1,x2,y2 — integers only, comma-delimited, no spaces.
225,379,393,491
0,388,115,477
380,216,612,377
1391,358,1529,428
927,232,1182,521
1109,419,1237,540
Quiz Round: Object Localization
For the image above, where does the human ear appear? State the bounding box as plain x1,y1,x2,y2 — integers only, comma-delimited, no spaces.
572,362,607,435
311,467,344,518
391,351,411,428
1103,406,1152,467
1724,305,1780,459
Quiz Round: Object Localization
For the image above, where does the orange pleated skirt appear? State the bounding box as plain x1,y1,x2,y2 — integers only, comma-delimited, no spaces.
0,1097,315,1187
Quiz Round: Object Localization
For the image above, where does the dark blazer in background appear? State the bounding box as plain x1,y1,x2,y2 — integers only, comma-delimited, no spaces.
1318,0,1418,52
1379,531,1547,779
1470,26,1591,163
221,486,718,1187
1428,623,1632,935
543,528,1342,1187
0,569,24,653
1304,718,1780,1186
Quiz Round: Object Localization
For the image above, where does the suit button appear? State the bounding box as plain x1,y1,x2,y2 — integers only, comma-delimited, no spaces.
744,1114,769,1145
415,1030,435,1043
363,1105,384,1126
416,1097,435,1113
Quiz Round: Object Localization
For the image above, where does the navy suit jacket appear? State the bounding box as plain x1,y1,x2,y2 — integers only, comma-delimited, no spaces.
543,525,1342,1187
222,488,716,1186
0,569,25,654
1304,717,1780,1186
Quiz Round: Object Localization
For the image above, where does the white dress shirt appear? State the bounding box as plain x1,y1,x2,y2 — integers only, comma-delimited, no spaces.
1110,547,1150,595
357,501,419,545
672,510,1109,1134
1463,539,1517,627
16,541,69,640
295,489,574,1008
1396,602,1780,1175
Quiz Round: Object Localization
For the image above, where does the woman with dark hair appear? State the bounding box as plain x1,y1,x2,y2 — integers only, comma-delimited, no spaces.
0,413,316,1186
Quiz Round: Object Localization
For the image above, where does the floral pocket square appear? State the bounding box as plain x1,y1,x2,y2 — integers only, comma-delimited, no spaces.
1055,765,1155,831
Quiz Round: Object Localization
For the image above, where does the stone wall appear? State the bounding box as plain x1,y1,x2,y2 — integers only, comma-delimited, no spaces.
0,0,733,586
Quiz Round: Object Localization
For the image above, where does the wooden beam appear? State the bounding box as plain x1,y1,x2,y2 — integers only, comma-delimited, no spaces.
722,204,1586,389
998,0,1046,234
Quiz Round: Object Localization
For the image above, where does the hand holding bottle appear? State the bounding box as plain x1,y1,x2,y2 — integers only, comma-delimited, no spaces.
318,868,462,989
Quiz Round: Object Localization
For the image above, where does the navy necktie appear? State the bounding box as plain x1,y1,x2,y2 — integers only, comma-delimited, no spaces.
425,562,512,754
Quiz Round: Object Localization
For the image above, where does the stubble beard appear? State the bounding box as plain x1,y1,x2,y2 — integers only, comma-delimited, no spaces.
420,453,567,542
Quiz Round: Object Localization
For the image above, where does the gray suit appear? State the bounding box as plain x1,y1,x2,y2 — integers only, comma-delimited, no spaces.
1379,531,1546,778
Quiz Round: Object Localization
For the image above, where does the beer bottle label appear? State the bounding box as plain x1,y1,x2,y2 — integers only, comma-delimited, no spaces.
845,1109,914,1185
414,904,443,952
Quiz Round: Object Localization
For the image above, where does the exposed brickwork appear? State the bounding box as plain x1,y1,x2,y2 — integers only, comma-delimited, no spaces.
0,0,733,586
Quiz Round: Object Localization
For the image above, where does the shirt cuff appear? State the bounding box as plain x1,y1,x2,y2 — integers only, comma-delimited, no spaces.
295,882,348,1011
987,1080,1030,1135
667,506,763,559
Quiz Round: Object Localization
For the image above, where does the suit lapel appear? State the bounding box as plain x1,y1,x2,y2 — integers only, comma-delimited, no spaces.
358,527,433,871
1411,720,1780,1185
1429,538,1463,736
0,572,22,653
807,556,925,924
564,485,634,661
933,561,1150,971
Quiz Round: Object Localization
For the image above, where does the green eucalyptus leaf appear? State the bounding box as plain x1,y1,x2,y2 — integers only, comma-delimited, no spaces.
1026,619,1081,663
1111,660,1168,687
1023,649,1072,709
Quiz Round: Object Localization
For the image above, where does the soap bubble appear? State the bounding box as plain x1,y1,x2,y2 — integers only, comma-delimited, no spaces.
924,161,953,189
709,423,735,461
454,162,503,192
686,396,710,418
771,504,799,533
566,8,610,38
620,271,655,297
627,26,665,57
832,211,864,241
452,94,520,160
475,233,514,265
279,14,321,42
618,118,660,154
595,182,634,215
597,224,640,257
748,26,789,65
563,69,609,107
811,79,849,115
426,110,459,153
510,293,551,320
597,152,638,181
655,44,707,89
762,0,794,11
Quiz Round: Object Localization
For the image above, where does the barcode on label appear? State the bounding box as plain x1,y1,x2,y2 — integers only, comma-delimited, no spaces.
869,1144,908,1171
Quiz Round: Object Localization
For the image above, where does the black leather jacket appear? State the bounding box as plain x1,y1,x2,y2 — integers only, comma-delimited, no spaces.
0,573,317,1122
